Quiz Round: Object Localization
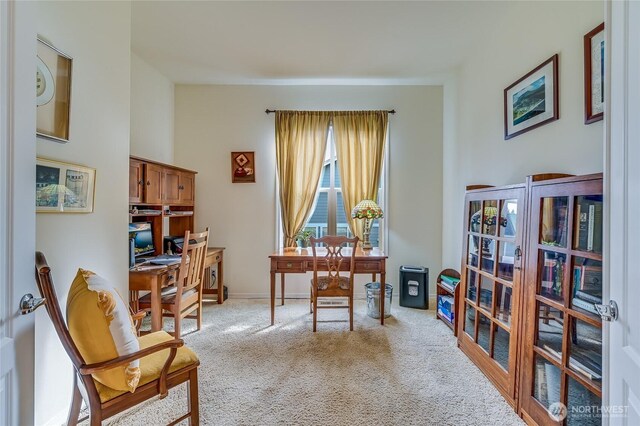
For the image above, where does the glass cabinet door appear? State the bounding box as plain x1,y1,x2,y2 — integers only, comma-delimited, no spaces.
459,187,526,404
521,177,603,426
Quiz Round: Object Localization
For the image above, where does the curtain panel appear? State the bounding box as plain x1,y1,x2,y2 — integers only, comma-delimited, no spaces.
333,110,388,240
275,111,331,247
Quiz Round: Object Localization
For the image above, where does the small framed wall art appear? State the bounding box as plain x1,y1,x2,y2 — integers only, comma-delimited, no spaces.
504,54,559,140
36,158,96,213
36,38,72,143
584,23,605,124
231,151,256,183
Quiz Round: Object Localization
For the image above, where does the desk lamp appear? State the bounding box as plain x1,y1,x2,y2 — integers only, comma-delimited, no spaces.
351,200,383,250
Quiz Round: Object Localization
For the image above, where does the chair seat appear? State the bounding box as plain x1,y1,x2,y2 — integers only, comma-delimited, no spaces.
311,275,351,291
94,330,199,403
138,286,198,305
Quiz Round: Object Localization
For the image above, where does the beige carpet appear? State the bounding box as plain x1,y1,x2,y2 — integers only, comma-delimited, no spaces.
87,299,524,426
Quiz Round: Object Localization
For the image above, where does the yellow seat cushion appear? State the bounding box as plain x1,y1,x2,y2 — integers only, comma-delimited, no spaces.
67,269,141,393
95,331,199,403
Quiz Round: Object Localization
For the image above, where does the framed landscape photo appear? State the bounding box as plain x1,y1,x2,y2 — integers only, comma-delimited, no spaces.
231,151,255,183
504,54,559,140
36,158,96,213
36,38,72,143
584,23,605,124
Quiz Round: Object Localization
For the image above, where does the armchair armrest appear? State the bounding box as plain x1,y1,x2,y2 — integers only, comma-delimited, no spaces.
79,338,184,398
131,310,147,334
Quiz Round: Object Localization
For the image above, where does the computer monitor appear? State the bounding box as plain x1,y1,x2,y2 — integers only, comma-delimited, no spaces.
129,222,155,257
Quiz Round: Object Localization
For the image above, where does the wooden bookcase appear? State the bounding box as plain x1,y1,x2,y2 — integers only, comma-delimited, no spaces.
436,268,461,335
456,173,603,425
128,156,197,255
518,174,603,426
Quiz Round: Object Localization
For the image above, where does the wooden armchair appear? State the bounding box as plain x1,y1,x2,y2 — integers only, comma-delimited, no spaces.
138,228,210,338
309,235,359,332
35,252,200,426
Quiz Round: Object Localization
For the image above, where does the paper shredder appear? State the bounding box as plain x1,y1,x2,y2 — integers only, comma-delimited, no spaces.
399,265,429,309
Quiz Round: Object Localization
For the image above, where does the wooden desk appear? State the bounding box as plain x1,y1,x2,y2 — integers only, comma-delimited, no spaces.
129,263,179,332
203,247,225,304
129,247,226,332
268,247,388,325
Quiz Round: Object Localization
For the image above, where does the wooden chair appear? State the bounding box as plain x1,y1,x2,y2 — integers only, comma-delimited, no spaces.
35,252,200,426
309,235,359,332
139,228,210,338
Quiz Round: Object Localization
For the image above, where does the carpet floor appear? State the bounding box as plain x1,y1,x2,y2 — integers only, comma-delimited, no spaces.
86,299,524,426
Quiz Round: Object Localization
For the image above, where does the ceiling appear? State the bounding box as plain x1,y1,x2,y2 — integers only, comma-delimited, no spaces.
131,1,507,85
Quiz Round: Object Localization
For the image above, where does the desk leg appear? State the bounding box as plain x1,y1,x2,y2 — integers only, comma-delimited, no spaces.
270,270,276,325
281,273,285,305
151,278,162,332
218,259,224,305
380,271,386,325
372,273,377,282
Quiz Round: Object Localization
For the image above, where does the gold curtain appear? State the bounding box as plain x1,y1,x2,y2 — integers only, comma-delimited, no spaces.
275,111,331,247
333,111,388,239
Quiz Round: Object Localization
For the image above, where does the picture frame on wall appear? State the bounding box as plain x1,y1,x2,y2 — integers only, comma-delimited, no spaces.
504,54,559,140
584,23,605,124
36,158,96,213
36,38,72,143
231,151,256,183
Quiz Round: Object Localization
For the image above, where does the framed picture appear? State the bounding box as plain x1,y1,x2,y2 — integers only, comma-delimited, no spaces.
231,151,255,183
584,23,605,124
36,38,72,143
504,54,559,140
36,158,96,213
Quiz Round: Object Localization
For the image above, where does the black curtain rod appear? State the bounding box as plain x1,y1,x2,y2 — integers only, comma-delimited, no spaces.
265,109,396,114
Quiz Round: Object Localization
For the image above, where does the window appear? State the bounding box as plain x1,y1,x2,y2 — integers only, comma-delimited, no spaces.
296,126,385,247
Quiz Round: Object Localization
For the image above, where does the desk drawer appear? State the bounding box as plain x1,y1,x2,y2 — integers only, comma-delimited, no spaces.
162,270,177,287
355,261,381,273
276,260,306,272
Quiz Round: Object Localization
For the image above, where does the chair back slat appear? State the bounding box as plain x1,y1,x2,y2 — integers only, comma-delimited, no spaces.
35,252,86,369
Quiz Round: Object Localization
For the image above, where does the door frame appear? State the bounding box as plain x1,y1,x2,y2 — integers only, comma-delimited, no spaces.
0,2,36,425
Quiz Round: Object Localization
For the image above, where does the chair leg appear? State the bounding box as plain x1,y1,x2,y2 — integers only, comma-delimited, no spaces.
349,295,354,331
66,374,82,426
313,294,318,332
188,369,200,426
90,413,102,426
309,287,313,314
174,312,182,339
197,299,202,331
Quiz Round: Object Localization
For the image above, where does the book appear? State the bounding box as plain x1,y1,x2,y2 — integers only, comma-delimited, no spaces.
572,297,598,315
439,282,455,293
440,275,460,286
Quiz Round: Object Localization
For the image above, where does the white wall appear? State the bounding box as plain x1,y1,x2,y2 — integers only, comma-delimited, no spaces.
442,1,604,268
174,85,443,299
34,2,131,424
131,52,174,163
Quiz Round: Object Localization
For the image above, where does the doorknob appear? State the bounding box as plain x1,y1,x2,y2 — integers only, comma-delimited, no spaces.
594,300,618,322
20,293,46,315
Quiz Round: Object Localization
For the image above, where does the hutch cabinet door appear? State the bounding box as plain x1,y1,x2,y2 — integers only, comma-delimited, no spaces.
178,171,195,205
457,184,527,407
519,175,603,426
129,159,144,203
144,163,163,204
162,167,181,204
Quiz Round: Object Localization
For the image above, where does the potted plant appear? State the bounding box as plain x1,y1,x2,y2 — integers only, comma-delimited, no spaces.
295,229,314,248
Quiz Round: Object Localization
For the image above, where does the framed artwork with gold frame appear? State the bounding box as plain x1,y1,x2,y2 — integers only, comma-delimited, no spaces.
36,38,72,143
36,158,96,213
231,151,255,183
584,23,605,124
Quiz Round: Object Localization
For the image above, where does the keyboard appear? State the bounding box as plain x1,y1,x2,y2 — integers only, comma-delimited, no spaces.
148,254,182,265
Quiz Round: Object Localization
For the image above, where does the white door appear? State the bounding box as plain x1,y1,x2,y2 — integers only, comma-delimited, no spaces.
606,0,640,424
0,2,37,425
